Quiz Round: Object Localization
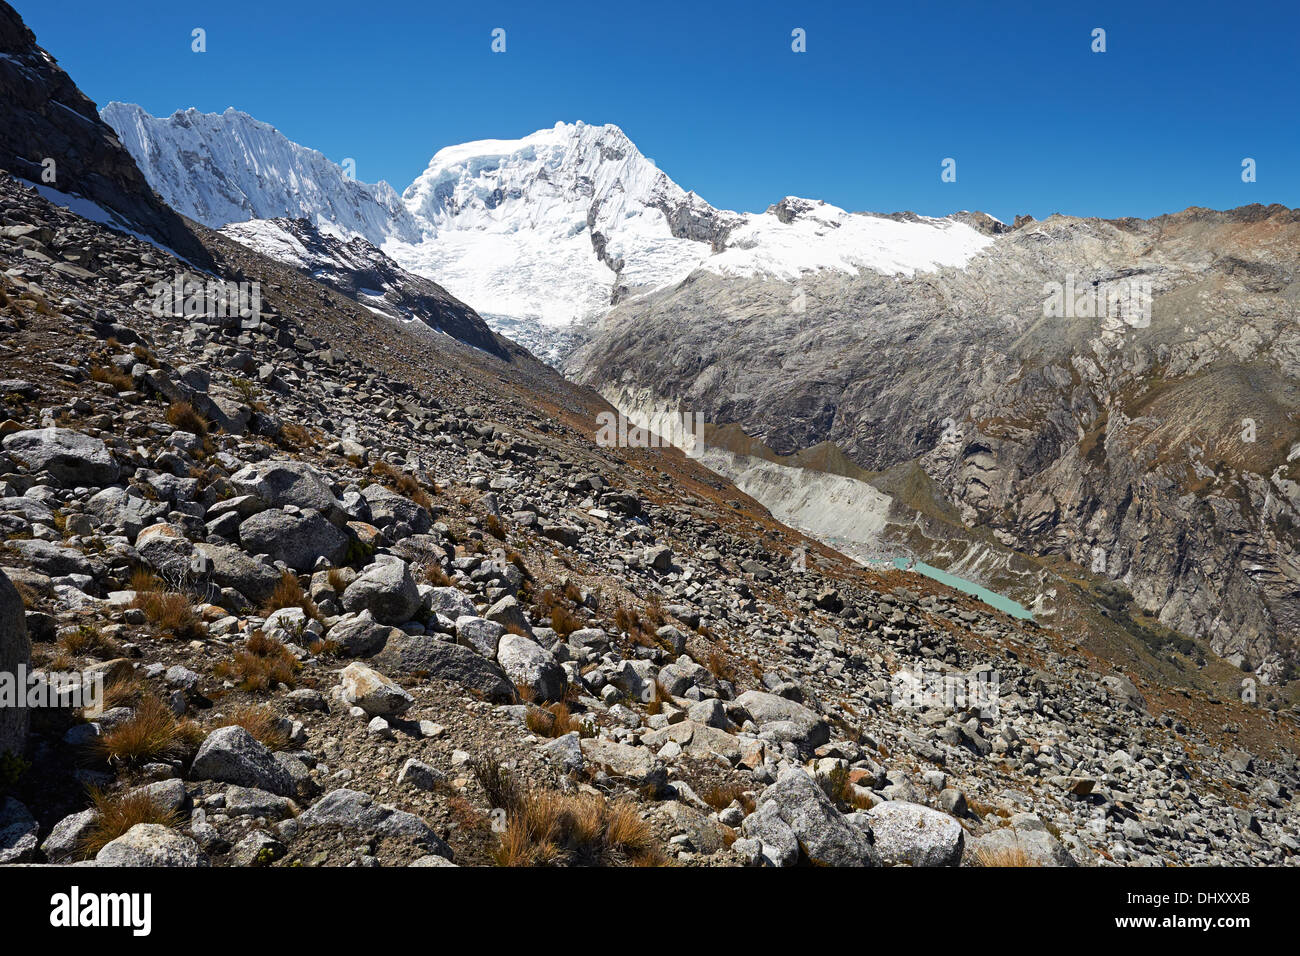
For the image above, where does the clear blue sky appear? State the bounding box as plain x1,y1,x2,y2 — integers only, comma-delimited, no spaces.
22,0,1300,222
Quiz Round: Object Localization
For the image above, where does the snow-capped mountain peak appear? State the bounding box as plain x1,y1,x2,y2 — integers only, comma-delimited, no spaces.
101,102,421,245
105,106,997,356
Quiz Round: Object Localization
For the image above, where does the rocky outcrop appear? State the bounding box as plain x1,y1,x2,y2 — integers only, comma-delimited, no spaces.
0,570,29,764
0,1,211,267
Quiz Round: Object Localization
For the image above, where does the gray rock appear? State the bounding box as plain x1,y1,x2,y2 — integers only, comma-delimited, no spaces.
85,486,168,539
455,615,504,658
231,459,341,517
298,787,451,857
2,428,119,485
426,586,477,620
228,830,286,866
373,634,515,702
95,824,208,866
192,542,280,602
190,726,294,796
339,662,413,717
238,507,348,572
397,758,445,792
496,633,566,702
134,522,194,577
5,539,92,576
361,483,432,534
341,559,420,624
484,595,531,634
326,610,397,658
0,797,38,863
866,801,964,867
740,768,880,867
224,785,296,819
735,690,829,751
41,808,98,862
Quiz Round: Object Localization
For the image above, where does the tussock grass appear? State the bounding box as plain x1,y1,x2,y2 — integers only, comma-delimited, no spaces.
130,590,205,641
213,631,299,692
974,845,1038,867
699,782,754,814
80,786,181,858
89,364,133,392
165,400,208,437
261,570,320,621
494,789,665,867
93,696,187,765
211,704,290,751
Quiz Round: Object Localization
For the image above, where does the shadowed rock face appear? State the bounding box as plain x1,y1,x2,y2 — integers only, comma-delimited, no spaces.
572,206,1300,680
0,0,211,268
0,569,30,762
220,218,512,360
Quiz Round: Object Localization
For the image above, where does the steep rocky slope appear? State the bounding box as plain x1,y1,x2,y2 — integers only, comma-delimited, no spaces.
574,207,1300,684
1,170,1298,868
219,217,511,360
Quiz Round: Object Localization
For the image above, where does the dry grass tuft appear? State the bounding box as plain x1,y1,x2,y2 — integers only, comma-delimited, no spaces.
80,786,181,857
93,696,186,765
261,570,320,621
277,421,317,450
974,844,1038,867
129,567,161,593
493,789,665,867
213,631,299,692
59,624,120,659
706,648,737,683
165,400,208,437
89,364,133,392
699,782,753,814
523,701,585,738
422,563,452,587
211,704,290,751
130,591,205,641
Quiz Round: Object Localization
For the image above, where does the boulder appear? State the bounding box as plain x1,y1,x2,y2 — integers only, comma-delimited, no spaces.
326,611,397,658
298,787,450,857
95,824,208,866
238,508,348,572
0,796,37,863
190,726,294,796
339,662,413,717
1,427,119,485
866,801,964,867
360,483,432,534
496,633,566,702
455,615,504,658
85,486,168,539
193,542,280,602
230,459,341,518
135,522,194,578
741,768,880,867
736,690,829,751
341,559,420,624
426,586,477,620
372,635,515,703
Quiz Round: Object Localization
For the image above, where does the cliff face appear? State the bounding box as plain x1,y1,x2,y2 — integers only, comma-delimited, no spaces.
572,207,1300,682
0,1,211,267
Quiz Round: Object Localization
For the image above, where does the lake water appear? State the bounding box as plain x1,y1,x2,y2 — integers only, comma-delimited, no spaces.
858,557,1035,620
